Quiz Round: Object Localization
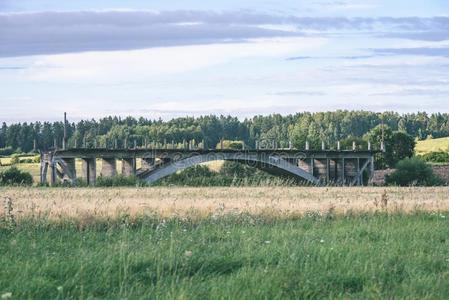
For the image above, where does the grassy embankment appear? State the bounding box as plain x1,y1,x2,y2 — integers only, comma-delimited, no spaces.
416,137,449,155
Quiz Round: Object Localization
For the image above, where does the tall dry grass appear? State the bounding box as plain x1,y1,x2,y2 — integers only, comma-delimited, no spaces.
1,187,449,220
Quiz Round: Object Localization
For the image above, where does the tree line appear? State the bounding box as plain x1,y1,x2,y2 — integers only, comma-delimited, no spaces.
1,111,448,156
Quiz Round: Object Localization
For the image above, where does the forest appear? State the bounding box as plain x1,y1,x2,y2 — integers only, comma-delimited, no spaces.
1,111,448,154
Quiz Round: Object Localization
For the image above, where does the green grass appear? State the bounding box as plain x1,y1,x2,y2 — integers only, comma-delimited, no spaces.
416,137,449,155
1,213,449,299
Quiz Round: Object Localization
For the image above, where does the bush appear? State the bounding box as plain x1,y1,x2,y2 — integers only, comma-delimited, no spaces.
10,154,20,165
0,167,33,186
420,152,449,164
216,140,244,150
0,147,14,156
386,157,444,186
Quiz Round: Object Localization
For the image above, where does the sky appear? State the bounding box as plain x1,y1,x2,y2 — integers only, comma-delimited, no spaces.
1,0,449,122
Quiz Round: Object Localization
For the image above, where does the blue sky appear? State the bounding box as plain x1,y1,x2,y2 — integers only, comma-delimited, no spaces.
1,1,449,122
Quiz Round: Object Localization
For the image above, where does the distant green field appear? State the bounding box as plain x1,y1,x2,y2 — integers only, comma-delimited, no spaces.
416,137,449,155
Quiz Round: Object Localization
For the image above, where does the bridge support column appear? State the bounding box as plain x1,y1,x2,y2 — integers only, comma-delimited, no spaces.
50,162,57,186
122,158,136,176
62,158,76,182
101,158,117,177
142,157,155,169
82,158,96,185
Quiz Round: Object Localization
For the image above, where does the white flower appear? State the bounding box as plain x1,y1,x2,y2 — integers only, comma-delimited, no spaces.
320,239,325,243
184,250,193,257
1,293,12,299
57,286,63,292
265,240,271,244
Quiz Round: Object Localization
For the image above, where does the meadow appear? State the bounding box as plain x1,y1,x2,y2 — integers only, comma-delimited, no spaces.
416,137,449,155
2,187,449,299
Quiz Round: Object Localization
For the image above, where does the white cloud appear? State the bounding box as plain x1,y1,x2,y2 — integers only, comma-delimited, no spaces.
22,37,327,82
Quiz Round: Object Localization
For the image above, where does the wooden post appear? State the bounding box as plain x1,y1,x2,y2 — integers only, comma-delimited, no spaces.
326,158,330,184
342,158,346,185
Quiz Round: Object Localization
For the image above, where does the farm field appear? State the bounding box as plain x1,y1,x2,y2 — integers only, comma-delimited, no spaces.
416,137,449,154
1,187,449,299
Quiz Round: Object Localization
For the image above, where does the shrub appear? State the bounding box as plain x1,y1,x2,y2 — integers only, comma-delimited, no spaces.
10,154,20,165
0,167,33,186
0,147,14,156
386,157,444,186
216,140,244,150
420,152,449,164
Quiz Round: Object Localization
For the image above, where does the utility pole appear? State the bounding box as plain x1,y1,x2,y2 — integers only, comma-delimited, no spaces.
381,113,385,152
63,112,68,150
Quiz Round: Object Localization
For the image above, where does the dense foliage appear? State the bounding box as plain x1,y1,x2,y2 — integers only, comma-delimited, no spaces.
154,162,295,186
386,157,444,186
1,213,449,299
0,167,33,186
1,111,447,154
420,152,449,164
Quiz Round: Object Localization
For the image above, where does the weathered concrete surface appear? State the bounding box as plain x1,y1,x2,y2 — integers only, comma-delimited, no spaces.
82,158,96,185
101,158,117,177
122,158,136,176
141,157,155,170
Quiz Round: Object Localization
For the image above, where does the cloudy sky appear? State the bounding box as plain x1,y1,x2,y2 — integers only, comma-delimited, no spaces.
1,0,449,122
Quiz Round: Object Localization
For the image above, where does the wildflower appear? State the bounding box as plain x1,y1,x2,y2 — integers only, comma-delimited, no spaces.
1,292,12,299
320,239,325,243
57,286,63,292
184,250,193,257
264,240,271,244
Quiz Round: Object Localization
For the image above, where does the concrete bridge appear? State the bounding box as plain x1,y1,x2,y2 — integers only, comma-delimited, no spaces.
40,147,379,186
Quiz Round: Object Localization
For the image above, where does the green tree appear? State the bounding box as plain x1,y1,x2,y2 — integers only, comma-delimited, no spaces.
386,157,444,186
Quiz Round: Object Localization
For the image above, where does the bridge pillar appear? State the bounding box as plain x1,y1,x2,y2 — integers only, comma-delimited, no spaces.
101,158,117,177
122,158,136,176
141,157,155,170
62,158,76,182
50,162,57,186
82,158,96,185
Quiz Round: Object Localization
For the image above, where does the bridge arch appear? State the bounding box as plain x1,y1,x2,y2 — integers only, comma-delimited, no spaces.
140,152,320,185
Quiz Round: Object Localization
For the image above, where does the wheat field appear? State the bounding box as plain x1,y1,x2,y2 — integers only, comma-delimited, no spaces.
2,187,449,219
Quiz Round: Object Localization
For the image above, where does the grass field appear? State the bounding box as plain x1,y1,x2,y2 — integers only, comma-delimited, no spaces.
416,137,449,155
2,187,449,218
1,187,449,299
